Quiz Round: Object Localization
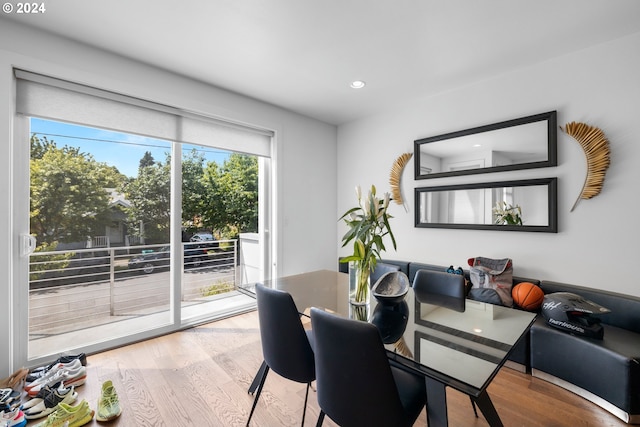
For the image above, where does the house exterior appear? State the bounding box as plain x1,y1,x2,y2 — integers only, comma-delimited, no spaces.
55,188,134,250
103,188,133,248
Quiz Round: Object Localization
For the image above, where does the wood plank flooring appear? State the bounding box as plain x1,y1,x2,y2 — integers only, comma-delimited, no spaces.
25,310,627,426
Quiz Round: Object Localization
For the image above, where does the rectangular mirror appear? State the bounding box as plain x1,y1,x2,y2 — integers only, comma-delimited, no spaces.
415,178,557,232
414,111,557,179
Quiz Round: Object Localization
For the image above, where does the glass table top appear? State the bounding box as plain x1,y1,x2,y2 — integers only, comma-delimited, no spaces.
250,269,536,395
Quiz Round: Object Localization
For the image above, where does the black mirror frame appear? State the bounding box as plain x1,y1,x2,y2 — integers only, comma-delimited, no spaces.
414,178,558,232
414,111,557,180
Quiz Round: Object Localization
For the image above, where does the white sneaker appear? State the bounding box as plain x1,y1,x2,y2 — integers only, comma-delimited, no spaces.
25,359,82,391
0,407,26,427
24,386,77,419
23,383,74,410
27,366,86,397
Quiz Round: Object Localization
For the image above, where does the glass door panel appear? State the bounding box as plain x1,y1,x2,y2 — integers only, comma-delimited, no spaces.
179,144,261,322
28,118,173,359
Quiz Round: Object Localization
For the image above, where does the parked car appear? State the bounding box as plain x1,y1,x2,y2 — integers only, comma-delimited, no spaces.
189,232,215,242
128,244,210,274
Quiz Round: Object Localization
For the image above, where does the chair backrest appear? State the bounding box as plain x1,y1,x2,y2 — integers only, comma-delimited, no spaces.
310,308,408,427
371,262,401,288
412,269,466,312
255,284,315,383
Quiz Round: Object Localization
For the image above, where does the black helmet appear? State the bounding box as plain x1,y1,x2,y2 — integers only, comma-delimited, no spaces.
541,292,611,339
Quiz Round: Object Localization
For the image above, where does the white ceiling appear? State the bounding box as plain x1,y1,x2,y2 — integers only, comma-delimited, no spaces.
4,0,640,125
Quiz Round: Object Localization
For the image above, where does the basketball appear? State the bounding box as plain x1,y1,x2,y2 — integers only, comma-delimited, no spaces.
512,282,544,311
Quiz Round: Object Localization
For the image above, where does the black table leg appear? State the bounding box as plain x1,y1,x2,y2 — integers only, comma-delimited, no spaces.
424,378,503,427
248,360,268,395
473,389,503,427
425,377,448,427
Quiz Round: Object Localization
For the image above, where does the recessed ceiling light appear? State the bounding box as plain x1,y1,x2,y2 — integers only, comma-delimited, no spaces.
350,80,366,89
473,144,482,148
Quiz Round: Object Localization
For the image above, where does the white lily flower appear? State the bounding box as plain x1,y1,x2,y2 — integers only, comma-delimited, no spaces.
376,200,385,219
355,185,362,203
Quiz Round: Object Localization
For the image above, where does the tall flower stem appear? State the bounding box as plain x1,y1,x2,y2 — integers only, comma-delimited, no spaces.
354,263,370,304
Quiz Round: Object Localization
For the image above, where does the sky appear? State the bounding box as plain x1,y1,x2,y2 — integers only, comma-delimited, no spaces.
30,118,230,177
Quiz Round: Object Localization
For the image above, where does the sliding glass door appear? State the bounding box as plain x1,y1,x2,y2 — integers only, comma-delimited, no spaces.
15,71,273,363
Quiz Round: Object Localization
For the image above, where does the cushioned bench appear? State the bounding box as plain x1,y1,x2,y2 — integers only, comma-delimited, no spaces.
530,281,640,424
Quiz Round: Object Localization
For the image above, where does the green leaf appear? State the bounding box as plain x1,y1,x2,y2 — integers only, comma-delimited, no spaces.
382,214,397,250
338,206,360,221
354,239,365,258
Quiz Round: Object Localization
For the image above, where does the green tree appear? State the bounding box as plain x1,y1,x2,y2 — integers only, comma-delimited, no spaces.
201,154,258,238
30,134,59,160
182,149,206,234
139,151,155,169
30,135,124,245
123,151,258,243
122,154,171,243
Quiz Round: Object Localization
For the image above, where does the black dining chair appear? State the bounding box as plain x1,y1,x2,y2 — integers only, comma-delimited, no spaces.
412,269,467,313
310,307,426,427
246,284,316,426
412,269,479,418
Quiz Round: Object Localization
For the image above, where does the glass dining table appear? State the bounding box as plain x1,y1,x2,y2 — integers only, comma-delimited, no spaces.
244,269,536,427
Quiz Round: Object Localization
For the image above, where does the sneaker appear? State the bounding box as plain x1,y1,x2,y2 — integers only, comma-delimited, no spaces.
0,401,20,415
96,380,121,422
26,360,83,391
27,354,87,383
22,382,66,410
0,389,21,413
28,366,86,397
24,385,78,419
0,388,20,405
0,408,27,427
32,400,94,427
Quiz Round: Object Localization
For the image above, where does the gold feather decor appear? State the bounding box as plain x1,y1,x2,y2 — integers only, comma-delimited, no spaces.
393,337,414,359
389,152,413,210
561,121,610,212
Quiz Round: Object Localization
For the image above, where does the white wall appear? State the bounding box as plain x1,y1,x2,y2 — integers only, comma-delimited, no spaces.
0,19,337,376
337,32,640,297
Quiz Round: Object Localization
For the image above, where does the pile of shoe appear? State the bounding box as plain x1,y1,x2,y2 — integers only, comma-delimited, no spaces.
15,353,88,426
22,354,87,421
25,354,87,397
1,388,26,427
25,359,87,399
27,380,122,427
16,352,123,426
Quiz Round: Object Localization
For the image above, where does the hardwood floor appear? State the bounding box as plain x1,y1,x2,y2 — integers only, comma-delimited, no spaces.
25,310,627,426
